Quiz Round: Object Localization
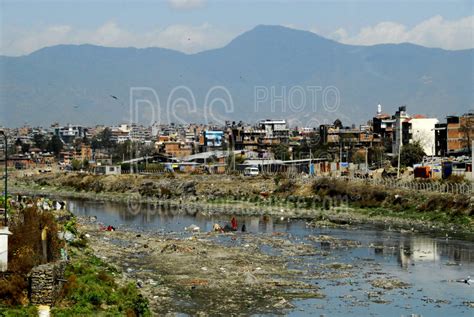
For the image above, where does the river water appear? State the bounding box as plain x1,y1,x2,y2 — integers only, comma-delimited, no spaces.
68,199,474,317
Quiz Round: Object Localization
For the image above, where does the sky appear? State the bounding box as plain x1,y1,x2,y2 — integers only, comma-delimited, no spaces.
0,0,473,56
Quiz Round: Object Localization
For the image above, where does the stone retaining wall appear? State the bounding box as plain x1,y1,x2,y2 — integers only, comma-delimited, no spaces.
29,261,66,305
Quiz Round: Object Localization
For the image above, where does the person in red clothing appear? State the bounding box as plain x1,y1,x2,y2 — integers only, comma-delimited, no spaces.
231,216,238,231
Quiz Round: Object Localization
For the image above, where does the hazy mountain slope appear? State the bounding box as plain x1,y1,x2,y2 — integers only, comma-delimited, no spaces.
1,25,472,127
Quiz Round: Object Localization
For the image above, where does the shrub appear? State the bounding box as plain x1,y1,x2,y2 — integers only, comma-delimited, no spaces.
56,255,150,316
275,179,296,194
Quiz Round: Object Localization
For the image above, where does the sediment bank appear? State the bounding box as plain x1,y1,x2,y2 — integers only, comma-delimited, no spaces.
9,172,474,238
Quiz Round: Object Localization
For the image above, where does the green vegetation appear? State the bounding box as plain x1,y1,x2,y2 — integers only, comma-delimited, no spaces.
53,249,150,317
0,305,38,317
0,203,149,317
0,206,63,306
272,143,290,160
392,141,426,167
47,135,64,158
312,178,473,226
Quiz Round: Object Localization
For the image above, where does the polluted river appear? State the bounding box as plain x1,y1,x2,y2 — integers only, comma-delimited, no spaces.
67,199,474,316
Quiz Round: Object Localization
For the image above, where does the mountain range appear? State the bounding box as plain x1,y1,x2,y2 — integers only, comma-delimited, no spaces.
1,25,473,127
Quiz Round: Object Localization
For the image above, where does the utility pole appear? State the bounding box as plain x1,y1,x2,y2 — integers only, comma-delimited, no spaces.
0,131,11,273
110,95,132,174
397,120,402,179
0,131,7,226
365,147,368,174
339,141,343,163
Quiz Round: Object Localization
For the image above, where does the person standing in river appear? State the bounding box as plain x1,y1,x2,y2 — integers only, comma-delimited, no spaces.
231,217,238,231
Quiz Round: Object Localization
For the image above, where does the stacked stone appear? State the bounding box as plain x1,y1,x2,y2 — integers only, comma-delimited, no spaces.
29,261,66,306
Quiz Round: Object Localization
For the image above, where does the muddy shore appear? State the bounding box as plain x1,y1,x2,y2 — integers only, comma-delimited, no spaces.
76,217,326,315
10,174,474,241
77,215,434,316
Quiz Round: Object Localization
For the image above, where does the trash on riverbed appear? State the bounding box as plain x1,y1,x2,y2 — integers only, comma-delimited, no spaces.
161,243,193,253
463,301,474,308
273,298,294,309
370,278,410,290
457,276,473,285
185,224,200,232
99,224,116,231
243,272,258,285
57,231,75,242
212,223,222,232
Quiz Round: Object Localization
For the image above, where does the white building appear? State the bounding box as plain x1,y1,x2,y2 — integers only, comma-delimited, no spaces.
258,119,289,138
405,117,439,156
391,106,438,156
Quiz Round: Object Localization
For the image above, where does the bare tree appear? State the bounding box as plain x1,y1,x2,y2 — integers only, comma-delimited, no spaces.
459,115,474,152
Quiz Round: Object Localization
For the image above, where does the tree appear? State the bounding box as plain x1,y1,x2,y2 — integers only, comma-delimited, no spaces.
21,143,30,153
99,128,113,149
272,144,290,160
112,140,132,163
225,152,246,170
392,141,425,168
47,135,63,157
460,115,474,153
333,119,343,129
370,145,386,167
33,134,48,151
92,128,113,150
14,138,22,154
71,159,82,171
82,135,90,145
353,151,366,164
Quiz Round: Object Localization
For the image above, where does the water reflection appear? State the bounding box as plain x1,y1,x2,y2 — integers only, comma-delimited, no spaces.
68,199,474,316
68,199,474,267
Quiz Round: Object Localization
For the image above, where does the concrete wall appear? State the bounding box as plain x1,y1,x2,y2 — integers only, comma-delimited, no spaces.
0,228,12,272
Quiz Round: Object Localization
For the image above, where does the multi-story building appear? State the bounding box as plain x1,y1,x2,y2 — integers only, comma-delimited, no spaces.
258,119,289,145
53,124,86,144
434,123,447,157
372,104,395,151
392,106,410,155
401,116,439,156
446,112,474,156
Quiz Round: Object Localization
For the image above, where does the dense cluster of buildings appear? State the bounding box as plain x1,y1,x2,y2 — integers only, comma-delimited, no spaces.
0,105,472,175
373,105,473,157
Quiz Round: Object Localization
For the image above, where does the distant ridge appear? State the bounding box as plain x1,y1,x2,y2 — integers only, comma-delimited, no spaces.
1,25,472,126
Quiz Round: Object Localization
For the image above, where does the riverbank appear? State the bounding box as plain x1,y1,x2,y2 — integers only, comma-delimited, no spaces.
3,184,474,316
75,216,326,315
0,202,151,316
9,172,474,239
52,213,474,316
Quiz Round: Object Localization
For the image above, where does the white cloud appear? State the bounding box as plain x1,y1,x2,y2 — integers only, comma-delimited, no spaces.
167,0,206,10
1,22,238,56
325,15,474,50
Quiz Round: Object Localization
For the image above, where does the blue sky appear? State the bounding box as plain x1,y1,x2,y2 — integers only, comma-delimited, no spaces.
1,0,473,55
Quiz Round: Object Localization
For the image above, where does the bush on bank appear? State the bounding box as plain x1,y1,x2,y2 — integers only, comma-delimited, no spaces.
312,178,473,218
53,251,150,317
0,206,63,306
